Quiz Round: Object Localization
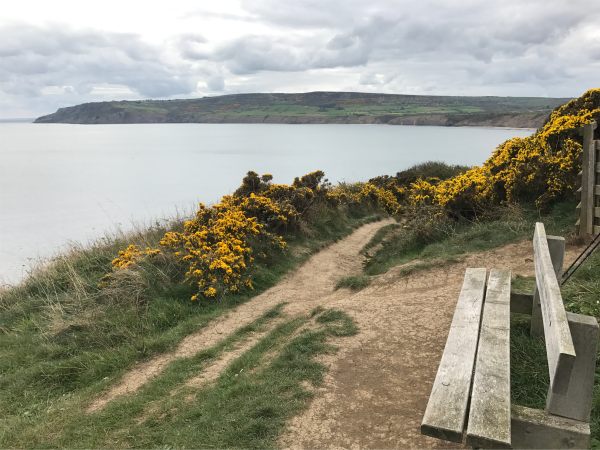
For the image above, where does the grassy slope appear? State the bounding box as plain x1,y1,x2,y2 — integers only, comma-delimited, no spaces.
1,187,595,447
0,204,379,447
364,202,574,276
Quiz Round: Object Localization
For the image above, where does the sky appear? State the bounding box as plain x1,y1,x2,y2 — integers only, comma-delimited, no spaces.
1,0,599,118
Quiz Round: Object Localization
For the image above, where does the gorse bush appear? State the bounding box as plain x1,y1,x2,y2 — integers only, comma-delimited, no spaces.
369,161,469,188
406,88,600,216
111,170,351,301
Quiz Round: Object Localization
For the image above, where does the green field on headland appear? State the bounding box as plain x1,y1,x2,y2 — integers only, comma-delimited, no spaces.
35,91,570,127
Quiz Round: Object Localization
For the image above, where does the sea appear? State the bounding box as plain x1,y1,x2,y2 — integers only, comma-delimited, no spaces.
0,122,534,284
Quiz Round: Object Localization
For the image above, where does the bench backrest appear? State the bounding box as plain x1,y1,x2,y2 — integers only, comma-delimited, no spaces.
533,222,576,394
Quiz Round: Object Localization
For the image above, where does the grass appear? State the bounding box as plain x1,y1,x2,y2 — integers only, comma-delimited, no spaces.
0,202,378,448
335,274,371,291
40,93,569,124
363,201,575,276
0,307,357,447
393,256,465,277
360,223,400,255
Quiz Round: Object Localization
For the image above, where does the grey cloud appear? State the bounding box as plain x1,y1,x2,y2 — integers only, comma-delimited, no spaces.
206,74,225,91
183,33,369,74
0,24,197,99
237,0,600,66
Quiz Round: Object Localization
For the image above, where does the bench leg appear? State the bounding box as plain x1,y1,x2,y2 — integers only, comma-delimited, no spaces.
511,405,590,449
531,236,565,338
546,313,599,422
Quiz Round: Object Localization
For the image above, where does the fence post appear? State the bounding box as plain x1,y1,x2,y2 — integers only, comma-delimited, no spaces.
546,312,599,422
579,122,597,237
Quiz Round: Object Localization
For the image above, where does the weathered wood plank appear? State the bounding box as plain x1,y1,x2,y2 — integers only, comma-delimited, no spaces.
533,222,576,395
595,225,600,235
466,269,512,449
531,235,565,337
595,185,600,196
595,206,600,219
421,268,487,443
511,405,590,449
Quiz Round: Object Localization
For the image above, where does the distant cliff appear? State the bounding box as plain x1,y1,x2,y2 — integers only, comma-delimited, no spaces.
35,92,570,128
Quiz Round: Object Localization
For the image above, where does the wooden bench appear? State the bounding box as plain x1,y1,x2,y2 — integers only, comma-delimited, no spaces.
421,223,599,449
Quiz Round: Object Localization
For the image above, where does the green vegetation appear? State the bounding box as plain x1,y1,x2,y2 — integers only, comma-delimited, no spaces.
363,202,574,276
0,196,377,447
369,160,469,188
35,92,569,126
360,223,400,255
0,305,357,447
335,274,371,291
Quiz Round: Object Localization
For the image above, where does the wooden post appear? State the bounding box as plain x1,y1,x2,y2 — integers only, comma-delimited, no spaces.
531,236,565,337
579,122,597,237
511,405,590,449
546,312,599,422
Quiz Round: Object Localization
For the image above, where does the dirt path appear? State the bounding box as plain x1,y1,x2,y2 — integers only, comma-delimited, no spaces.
88,219,395,412
278,240,584,449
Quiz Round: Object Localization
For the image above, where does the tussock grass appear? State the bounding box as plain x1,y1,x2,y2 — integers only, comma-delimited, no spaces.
335,274,371,291
394,256,465,278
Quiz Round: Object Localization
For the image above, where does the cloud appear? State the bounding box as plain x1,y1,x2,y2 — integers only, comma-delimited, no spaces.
1,0,600,118
206,74,225,91
0,24,197,103
180,0,600,82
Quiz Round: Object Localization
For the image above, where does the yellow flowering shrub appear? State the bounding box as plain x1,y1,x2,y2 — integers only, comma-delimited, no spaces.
407,88,600,214
112,170,334,302
158,199,286,300
358,182,401,215
111,244,161,269
325,183,362,206
237,193,299,231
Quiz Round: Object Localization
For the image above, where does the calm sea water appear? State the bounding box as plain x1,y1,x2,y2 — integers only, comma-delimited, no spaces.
0,123,533,284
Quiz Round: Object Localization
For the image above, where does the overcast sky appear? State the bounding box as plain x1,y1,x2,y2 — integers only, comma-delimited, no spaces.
1,0,599,118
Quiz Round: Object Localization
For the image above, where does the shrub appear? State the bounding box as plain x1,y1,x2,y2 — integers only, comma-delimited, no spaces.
109,170,371,302
408,88,600,215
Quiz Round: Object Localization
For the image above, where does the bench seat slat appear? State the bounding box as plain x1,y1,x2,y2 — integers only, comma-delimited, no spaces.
421,268,487,442
533,222,576,394
467,269,512,449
